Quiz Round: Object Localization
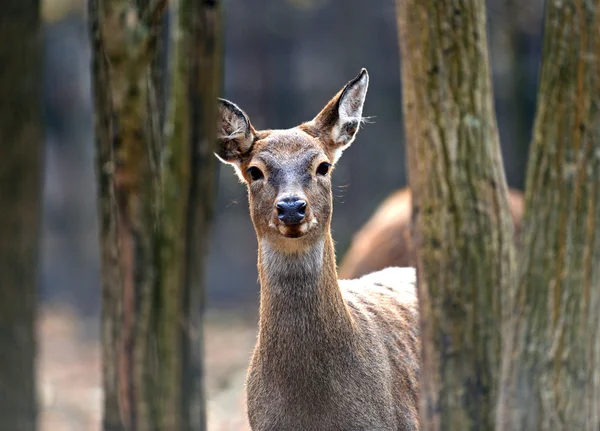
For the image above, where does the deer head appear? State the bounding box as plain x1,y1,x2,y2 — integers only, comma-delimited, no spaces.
216,69,369,253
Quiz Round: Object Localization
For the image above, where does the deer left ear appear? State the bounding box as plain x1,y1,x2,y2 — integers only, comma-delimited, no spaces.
310,68,369,163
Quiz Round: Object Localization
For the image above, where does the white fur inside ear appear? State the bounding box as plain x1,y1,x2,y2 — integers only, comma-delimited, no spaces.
330,71,369,161
339,71,369,121
219,113,245,140
216,99,256,182
218,106,252,151
331,117,359,163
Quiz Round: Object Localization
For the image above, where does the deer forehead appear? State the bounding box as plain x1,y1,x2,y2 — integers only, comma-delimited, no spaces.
250,128,330,171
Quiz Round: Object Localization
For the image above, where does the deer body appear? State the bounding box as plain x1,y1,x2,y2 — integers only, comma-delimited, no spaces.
217,69,420,430
339,187,525,279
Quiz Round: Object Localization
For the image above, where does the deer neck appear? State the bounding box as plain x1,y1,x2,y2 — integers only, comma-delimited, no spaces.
255,232,356,364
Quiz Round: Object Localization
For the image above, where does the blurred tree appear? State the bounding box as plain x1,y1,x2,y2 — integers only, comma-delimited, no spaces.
396,0,516,429
0,1,43,430
497,1,600,429
89,0,221,429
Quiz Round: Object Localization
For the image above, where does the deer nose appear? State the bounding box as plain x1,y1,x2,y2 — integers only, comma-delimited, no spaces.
276,197,307,225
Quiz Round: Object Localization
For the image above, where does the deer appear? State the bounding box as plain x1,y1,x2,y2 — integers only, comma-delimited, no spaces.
339,187,525,279
216,69,420,431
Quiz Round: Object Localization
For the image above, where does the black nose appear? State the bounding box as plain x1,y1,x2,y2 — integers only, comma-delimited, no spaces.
276,197,307,225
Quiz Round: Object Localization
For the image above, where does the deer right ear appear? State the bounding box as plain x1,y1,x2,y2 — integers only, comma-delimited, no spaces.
216,98,256,173
310,68,369,163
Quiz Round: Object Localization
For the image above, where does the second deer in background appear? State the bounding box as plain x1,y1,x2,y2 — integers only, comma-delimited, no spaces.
339,188,524,279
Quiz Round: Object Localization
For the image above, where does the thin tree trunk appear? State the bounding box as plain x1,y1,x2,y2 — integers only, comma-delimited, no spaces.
497,2,600,429
396,1,515,429
180,2,221,427
0,2,43,430
89,0,221,429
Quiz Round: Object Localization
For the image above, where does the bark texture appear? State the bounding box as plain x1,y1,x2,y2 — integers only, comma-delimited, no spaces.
396,1,516,429
89,0,221,429
0,2,43,430
498,2,600,429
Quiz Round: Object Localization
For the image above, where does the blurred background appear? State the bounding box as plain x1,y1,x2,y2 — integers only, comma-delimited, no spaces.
39,0,543,429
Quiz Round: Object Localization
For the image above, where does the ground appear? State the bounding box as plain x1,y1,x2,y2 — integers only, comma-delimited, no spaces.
38,306,256,431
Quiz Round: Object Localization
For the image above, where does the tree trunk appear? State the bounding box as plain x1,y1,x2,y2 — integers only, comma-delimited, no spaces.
89,0,221,429
395,1,516,429
497,2,600,429
0,2,43,430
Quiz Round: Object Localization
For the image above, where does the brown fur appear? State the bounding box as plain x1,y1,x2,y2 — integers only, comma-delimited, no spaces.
339,187,525,279
217,70,421,430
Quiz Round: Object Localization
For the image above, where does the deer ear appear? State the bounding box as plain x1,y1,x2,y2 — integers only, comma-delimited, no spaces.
216,98,256,171
311,68,369,163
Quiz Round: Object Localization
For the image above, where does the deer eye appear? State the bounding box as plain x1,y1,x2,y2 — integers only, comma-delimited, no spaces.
247,166,264,181
316,162,331,176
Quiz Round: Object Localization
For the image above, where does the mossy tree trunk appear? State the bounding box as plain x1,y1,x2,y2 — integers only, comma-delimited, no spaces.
0,2,43,430
89,0,221,429
497,2,600,429
396,1,516,429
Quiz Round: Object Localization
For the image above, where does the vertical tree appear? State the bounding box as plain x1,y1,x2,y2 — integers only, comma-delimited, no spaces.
498,2,600,429
396,1,516,429
0,2,43,430
89,0,221,429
